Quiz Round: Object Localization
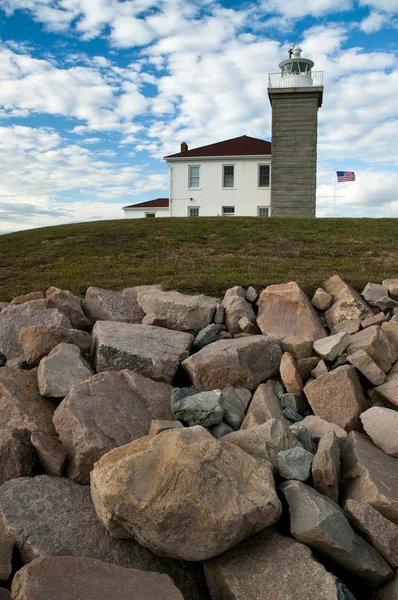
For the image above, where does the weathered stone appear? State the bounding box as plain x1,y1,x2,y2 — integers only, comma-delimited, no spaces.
0,536,13,582
372,378,398,409
346,326,398,373
215,331,232,341
182,336,281,392
381,321,398,350
171,390,224,427
300,415,348,444
238,316,259,334
0,301,71,361
171,386,200,403
137,289,218,333
362,312,387,329
323,276,374,330
0,303,9,312
204,527,354,600
304,366,367,431
297,356,321,379
362,283,398,311
331,318,362,336
213,305,224,324
313,332,351,362
280,336,314,360
221,287,256,335
92,322,193,383
45,286,91,330
312,288,332,311
91,426,282,561
341,431,398,524
280,392,310,415
142,314,171,327
53,370,173,484
383,279,398,300
283,407,303,422
11,292,44,305
240,381,290,428
222,387,251,430
278,447,313,481
245,286,258,303
330,354,349,370
280,352,303,394
256,282,328,342
20,325,91,367
290,422,317,454
0,476,208,600
148,420,184,437
311,359,329,378
224,419,302,471
0,428,37,486
82,286,155,323
281,480,393,586
192,324,221,350
374,569,398,599
37,343,93,398
345,499,398,567
347,350,387,386
360,407,398,457
30,431,67,477
11,555,184,600
312,431,341,503
209,421,234,438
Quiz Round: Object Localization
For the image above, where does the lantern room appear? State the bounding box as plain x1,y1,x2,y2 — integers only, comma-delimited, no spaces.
279,44,314,88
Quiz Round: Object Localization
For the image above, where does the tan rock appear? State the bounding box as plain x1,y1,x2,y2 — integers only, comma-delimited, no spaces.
240,381,290,428
182,336,282,392
362,283,398,311
346,326,398,373
0,427,37,486
19,326,91,366
311,287,332,311
347,349,387,386
345,499,398,567
204,528,353,600
312,431,341,503
45,286,91,330
256,282,327,342
313,332,351,361
82,286,153,323
221,286,256,335
381,321,398,350
304,366,367,431
323,275,374,329
91,426,282,561
362,312,387,329
148,420,184,436
383,279,398,300
37,343,94,398
372,378,398,409
331,318,361,335
279,336,314,360
341,431,398,524
30,431,67,477
360,407,398,457
310,359,328,378
300,415,348,443
11,291,44,305
280,352,303,394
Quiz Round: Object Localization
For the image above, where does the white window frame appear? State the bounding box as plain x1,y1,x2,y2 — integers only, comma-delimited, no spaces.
188,206,200,217
188,165,200,189
145,212,156,218
258,164,271,188
222,206,235,216
257,206,269,217
222,164,235,189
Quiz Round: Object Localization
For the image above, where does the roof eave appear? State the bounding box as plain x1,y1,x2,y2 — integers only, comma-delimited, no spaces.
164,154,272,161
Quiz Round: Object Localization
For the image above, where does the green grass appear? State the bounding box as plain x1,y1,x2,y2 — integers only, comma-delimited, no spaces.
1,217,398,301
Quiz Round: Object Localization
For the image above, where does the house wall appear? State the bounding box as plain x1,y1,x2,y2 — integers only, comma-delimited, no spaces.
168,157,271,217
123,207,170,219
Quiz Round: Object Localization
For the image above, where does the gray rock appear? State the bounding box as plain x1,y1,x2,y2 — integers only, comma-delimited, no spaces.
281,480,393,586
280,393,310,416
92,322,193,383
312,287,333,311
37,343,94,398
330,354,349,370
300,416,348,445
283,407,303,422
362,312,387,329
0,536,13,582
346,326,398,373
372,377,398,410
277,447,313,481
222,286,256,335
375,570,398,599
30,431,67,477
347,350,387,386
362,283,398,311
290,422,316,454
245,286,258,303
222,386,251,430
238,315,259,334
0,427,38,486
208,421,234,438
171,386,200,403
19,326,91,366
360,406,398,457
213,305,225,324
280,336,314,360
45,287,91,330
323,276,374,330
331,319,361,336
312,431,341,503
192,324,221,350
311,359,329,378
171,389,224,427
313,332,351,361
82,286,153,323
148,420,184,436
0,303,9,312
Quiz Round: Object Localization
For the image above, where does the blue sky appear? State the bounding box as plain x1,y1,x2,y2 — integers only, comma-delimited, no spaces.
0,0,397,233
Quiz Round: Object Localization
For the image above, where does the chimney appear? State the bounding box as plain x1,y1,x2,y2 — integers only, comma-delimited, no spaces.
181,142,188,153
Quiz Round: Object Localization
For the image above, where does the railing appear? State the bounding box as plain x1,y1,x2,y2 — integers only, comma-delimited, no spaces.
268,71,324,88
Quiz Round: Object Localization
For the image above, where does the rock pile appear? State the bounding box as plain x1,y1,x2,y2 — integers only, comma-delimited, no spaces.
0,277,398,598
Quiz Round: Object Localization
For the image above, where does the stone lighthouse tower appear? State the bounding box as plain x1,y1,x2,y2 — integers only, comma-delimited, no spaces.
268,44,323,217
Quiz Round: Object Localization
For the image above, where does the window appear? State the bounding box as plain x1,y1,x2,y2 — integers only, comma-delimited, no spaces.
145,212,156,218
188,207,200,217
258,165,270,188
258,206,269,217
222,206,235,216
223,165,234,188
188,165,200,188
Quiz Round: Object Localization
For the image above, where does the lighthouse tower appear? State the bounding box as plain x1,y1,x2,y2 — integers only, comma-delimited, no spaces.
268,44,323,217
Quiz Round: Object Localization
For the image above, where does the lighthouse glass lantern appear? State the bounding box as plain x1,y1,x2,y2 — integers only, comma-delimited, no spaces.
279,44,314,88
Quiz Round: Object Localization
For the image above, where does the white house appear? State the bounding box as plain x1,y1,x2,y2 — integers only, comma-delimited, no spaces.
123,135,272,218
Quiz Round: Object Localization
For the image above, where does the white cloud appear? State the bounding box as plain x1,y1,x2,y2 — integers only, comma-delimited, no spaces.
359,0,398,14
260,0,352,18
360,11,388,32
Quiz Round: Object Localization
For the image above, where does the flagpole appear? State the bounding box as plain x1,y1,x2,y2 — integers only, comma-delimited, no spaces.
333,170,336,218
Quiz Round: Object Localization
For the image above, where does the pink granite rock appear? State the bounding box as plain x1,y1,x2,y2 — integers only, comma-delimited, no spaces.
346,325,398,373
312,431,341,503
347,349,387,386
323,275,374,330
280,352,303,394
240,381,290,428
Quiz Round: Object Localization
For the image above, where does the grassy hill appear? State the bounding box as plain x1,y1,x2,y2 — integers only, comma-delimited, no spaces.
1,217,398,302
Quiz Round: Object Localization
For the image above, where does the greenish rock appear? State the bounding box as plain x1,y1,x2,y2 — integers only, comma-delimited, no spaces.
193,324,221,351
283,408,303,422
171,390,224,427
214,305,225,324
273,380,285,399
222,387,251,430
171,387,200,404
280,393,310,416
290,422,316,454
330,355,349,370
277,447,313,481
209,421,234,438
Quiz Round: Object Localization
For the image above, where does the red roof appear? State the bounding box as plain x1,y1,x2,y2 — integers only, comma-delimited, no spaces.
123,198,169,209
165,135,271,159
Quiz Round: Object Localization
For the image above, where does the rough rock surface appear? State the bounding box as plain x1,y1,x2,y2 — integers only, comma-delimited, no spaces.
346,326,398,373
290,422,317,454
312,431,341,503
362,283,398,311
204,528,354,600
11,556,184,600
372,378,398,409
0,427,37,486
11,292,44,305
37,343,93,398
148,420,184,436
53,370,172,484
280,352,303,394
311,359,329,378
312,288,332,311
45,286,91,330
277,447,313,481
280,336,314,360
171,390,224,427
323,275,374,330
360,407,398,457
281,480,393,586
347,350,387,386
0,536,13,582
182,337,282,392
381,321,398,349
91,426,282,561
0,476,208,600
221,287,256,335
192,324,220,351
280,392,310,416
222,387,251,430
256,282,327,342
331,319,361,336
362,312,386,329
304,366,367,431
313,332,351,362
92,321,193,383
30,431,67,477
240,381,290,428
82,286,153,323
341,431,398,524
19,326,91,366
300,416,348,443
137,289,218,333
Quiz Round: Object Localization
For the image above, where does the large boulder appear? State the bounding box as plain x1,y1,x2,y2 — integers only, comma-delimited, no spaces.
11,556,184,600
0,476,209,600
346,326,398,373
303,366,367,431
323,275,374,330
256,282,327,342
204,528,356,600
0,300,71,361
19,326,91,366
360,407,398,457
240,381,291,428
37,343,93,398
182,337,282,392
281,480,393,586
53,370,173,484
45,287,91,330
90,426,282,561
92,322,193,383
82,286,157,323
221,287,256,335
137,289,219,333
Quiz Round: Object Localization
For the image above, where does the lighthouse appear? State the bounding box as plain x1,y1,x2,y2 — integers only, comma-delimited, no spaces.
268,44,323,217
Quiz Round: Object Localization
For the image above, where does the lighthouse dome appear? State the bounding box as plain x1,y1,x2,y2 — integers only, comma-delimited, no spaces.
278,44,314,88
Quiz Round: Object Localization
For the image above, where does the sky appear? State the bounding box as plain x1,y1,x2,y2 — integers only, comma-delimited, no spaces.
0,0,397,233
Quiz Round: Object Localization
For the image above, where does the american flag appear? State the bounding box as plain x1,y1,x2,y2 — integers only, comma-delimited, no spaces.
336,171,355,182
